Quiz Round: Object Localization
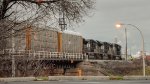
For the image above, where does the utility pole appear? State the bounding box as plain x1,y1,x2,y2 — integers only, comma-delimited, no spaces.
114,37,118,44
59,1,67,31
12,29,15,77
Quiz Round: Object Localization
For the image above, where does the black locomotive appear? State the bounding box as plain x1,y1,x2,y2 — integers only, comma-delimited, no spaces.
83,39,122,60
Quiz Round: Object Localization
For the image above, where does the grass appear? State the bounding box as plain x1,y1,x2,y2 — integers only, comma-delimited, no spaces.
127,66,150,76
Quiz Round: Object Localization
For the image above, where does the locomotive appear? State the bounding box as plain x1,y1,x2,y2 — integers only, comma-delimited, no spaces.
83,39,122,60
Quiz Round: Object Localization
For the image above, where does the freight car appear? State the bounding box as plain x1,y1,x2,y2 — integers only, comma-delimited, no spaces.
83,39,122,60
1,27,83,54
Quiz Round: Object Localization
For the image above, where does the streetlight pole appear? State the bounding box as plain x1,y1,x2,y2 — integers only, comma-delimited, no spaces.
116,23,145,77
125,27,128,61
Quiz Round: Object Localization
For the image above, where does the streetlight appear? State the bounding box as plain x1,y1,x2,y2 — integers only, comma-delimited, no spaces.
115,23,146,77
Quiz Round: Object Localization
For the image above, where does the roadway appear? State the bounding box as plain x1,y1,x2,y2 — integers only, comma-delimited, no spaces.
1,80,150,84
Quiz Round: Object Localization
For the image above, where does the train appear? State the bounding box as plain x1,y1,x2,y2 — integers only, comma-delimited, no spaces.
0,26,122,60
83,39,122,60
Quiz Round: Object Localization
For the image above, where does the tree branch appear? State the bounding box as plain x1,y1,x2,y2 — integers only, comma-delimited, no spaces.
11,0,59,4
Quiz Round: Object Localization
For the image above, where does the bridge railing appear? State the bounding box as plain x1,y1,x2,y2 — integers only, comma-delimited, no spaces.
0,49,84,60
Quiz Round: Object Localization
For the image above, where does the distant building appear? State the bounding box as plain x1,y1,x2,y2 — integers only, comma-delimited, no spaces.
146,55,150,60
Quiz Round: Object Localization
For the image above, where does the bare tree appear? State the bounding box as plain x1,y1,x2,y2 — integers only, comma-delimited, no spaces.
0,0,95,40
0,0,95,23
0,0,95,77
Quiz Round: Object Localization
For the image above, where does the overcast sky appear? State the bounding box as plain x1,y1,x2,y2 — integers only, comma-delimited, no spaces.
75,0,150,55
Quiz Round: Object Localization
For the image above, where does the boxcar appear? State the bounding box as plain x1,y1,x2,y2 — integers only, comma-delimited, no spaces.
2,27,83,54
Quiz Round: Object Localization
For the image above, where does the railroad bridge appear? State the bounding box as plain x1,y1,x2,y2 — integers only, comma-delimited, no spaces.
0,49,85,77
